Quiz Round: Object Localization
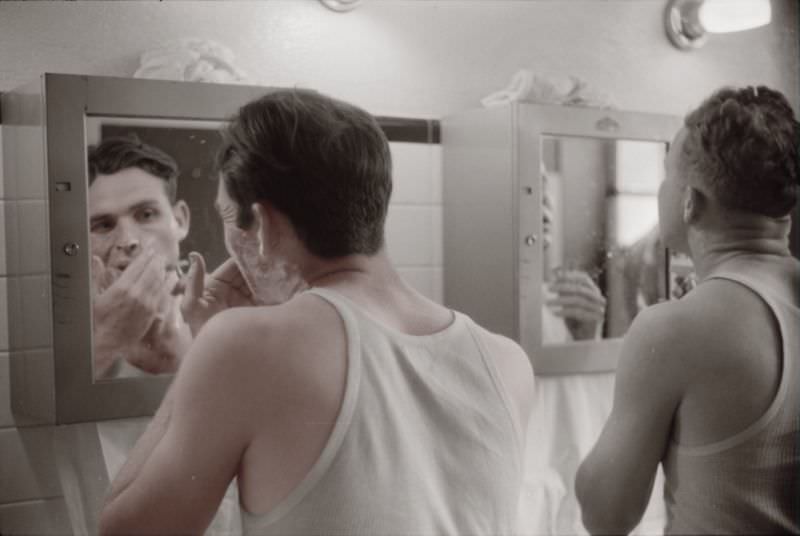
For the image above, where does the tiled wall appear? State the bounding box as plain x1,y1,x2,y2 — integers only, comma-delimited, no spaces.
0,123,444,534
387,141,444,302
0,113,71,533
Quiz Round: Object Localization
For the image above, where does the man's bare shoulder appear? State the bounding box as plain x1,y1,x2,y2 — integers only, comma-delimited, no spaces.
668,278,775,348
466,323,533,429
182,294,346,401
198,293,341,352
470,325,531,375
622,278,773,384
627,296,703,348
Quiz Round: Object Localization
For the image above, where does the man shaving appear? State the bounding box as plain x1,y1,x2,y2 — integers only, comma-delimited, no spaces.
88,137,193,378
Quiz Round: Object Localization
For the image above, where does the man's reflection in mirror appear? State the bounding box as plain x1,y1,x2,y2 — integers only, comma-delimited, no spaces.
540,164,607,343
606,223,697,337
88,137,193,379
606,225,664,337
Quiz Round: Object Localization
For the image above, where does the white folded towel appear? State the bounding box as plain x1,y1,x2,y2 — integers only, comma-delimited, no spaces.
481,69,615,109
133,38,249,84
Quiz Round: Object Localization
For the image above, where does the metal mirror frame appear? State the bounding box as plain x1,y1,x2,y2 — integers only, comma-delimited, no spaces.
441,103,681,376
517,104,682,374
16,74,269,423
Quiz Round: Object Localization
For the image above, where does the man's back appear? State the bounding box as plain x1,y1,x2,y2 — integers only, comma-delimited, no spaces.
97,88,535,536
575,85,800,535
662,254,800,533
227,279,533,534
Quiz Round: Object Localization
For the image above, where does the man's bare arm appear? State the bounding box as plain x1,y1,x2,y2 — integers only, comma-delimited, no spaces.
99,312,256,535
101,386,176,509
180,253,255,337
575,304,687,534
479,331,535,442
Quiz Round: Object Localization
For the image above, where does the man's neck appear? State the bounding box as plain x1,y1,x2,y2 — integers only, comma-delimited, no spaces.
688,214,792,280
303,249,395,289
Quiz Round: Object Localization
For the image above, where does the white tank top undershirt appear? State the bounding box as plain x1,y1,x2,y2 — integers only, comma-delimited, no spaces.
663,271,800,534
242,287,525,536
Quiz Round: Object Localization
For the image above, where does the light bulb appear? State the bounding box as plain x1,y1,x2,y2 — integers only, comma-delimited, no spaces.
665,0,773,50
698,0,772,33
320,0,363,12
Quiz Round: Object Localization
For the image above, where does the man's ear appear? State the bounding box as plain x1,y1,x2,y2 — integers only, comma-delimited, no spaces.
682,186,705,225
172,200,191,241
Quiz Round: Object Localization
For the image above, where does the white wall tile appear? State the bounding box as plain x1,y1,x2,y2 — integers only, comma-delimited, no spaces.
431,205,443,266
0,123,47,201
9,349,55,427
0,126,5,200
397,267,435,301
2,123,21,202
431,267,443,305
385,205,436,266
397,266,444,304
430,144,443,204
0,202,7,276
20,276,51,349
0,426,62,503
3,201,19,276
0,277,8,352
389,142,436,205
14,125,46,201
0,497,69,535
6,276,21,351
0,353,11,428
1,349,55,429
1,124,15,201
8,276,51,350
17,201,49,275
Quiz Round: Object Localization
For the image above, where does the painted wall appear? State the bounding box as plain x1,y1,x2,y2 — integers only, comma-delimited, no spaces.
1,1,798,115
0,1,797,533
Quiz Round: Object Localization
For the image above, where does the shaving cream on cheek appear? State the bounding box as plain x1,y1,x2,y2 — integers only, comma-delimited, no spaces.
226,226,308,305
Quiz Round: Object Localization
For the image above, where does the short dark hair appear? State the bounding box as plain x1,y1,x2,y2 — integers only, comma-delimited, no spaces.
217,88,392,258
88,136,180,203
681,85,799,218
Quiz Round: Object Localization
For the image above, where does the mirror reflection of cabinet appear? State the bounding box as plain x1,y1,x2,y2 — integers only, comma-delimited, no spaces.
2,74,268,424
442,103,682,374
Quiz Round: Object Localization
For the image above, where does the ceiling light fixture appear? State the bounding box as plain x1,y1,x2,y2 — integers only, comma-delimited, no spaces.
665,0,772,50
320,0,363,13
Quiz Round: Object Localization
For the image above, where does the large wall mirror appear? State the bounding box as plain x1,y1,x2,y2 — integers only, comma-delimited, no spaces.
539,135,665,345
4,74,268,423
442,103,686,374
86,116,228,381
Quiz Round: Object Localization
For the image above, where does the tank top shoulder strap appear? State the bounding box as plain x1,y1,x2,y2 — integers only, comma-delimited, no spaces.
673,270,795,455
705,269,800,321
302,287,364,391
459,318,526,457
242,286,363,526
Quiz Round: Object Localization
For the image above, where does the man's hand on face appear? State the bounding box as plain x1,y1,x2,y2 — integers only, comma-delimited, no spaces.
92,249,180,377
180,252,255,337
126,295,192,375
546,269,607,341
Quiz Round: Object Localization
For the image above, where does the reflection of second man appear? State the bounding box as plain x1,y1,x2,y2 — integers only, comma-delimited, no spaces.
88,137,192,378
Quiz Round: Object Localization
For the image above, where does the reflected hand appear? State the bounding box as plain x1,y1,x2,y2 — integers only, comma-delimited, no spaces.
127,295,192,375
91,250,179,377
546,269,607,341
180,252,255,337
